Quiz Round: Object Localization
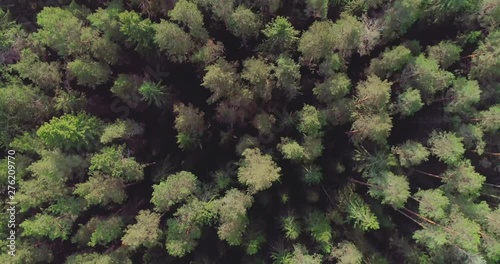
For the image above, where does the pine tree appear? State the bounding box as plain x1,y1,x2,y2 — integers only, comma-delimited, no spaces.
151,171,199,212
237,148,281,194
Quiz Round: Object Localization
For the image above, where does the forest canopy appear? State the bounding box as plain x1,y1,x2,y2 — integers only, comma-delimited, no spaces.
0,0,499,263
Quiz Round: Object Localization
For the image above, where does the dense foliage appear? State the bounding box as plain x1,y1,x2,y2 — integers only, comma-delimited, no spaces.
0,0,499,263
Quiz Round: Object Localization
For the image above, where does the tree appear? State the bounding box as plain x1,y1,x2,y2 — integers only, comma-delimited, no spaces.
36,112,103,151
368,171,410,209
414,189,449,221
10,49,61,90
306,0,329,19
392,140,430,167
274,55,301,99
100,119,144,144
345,194,380,231
118,10,155,52
305,210,333,253
382,0,424,41
351,112,393,144
427,41,462,69
396,88,424,117
237,148,281,194
445,78,481,114
367,45,412,78
330,241,363,264
298,105,326,137
302,164,323,185
139,81,170,108
216,189,253,245
111,74,143,108
206,0,235,22
66,58,111,87
228,5,261,40
191,39,225,66
241,57,274,101
442,159,485,196
169,0,208,42
281,215,301,240
54,89,86,113
427,131,465,165
73,216,123,247
201,59,239,104
477,105,500,133
34,7,85,56
87,0,125,41
89,145,144,182
479,0,500,29
354,75,392,115
299,20,335,63
173,103,205,149
278,137,305,161
261,16,299,53
288,244,323,264
122,210,162,250
402,55,455,103
74,174,126,206
313,73,351,103
20,214,74,240
165,217,202,257
151,171,199,212
252,112,276,135
154,20,195,62
457,124,485,154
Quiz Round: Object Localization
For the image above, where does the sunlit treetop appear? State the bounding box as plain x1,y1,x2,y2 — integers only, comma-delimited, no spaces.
427,131,465,166
261,16,299,54
237,148,281,194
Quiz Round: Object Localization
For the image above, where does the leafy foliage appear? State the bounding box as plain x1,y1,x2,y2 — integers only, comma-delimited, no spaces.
237,148,281,194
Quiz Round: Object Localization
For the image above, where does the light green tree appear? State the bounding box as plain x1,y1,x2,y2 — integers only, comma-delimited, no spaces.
367,45,412,78
392,140,429,167
118,10,155,52
151,171,199,212
427,41,462,69
313,73,351,103
368,171,410,209
274,55,301,99
442,159,485,196
74,174,126,206
427,131,465,165
414,189,449,221
122,210,162,250
66,58,111,87
305,210,333,253
298,104,326,137
169,0,208,42
278,137,305,161
396,88,424,117
241,57,274,101
216,189,253,246
173,103,205,149
100,119,144,144
228,6,262,40
305,0,329,19
139,81,170,108
330,241,363,264
445,78,481,114
10,49,61,90
154,20,195,62
237,148,281,194
110,74,143,108
89,145,144,182
261,16,299,53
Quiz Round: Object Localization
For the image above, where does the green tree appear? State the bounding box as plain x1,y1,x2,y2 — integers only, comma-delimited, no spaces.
427,131,465,165
237,148,281,194
139,81,170,108
442,159,485,196
87,0,125,41
368,171,410,209
151,171,199,212
414,189,449,221
36,112,103,151
313,73,351,103
382,0,424,41
73,216,123,247
74,174,126,206
288,244,323,264
228,6,262,40
169,0,208,42
402,55,455,103
241,57,274,101
216,189,253,245
351,112,393,145
445,78,481,114
305,210,333,253
173,103,205,149
20,214,74,240
122,210,162,250
100,119,144,144
201,59,239,104
274,55,301,99
34,7,85,56
345,194,380,231
298,105,326,137
392,140,430,167
302,164,323,185
281,215,301,240
306,0,329,19
118,10,155,52
368,45,412,78
477,105,500,133
299,20,336,63
330,241,363,264
66,58,111,87
154,20,195,62
278,137,305,161
191,39,225,66
457,124,485,155
110,74,143,108
53,89,86,113
89,145,144,182
261,16,299,53
354,75,392,115
427,41,462,69
10,49,61,90
396,88,424,117
252,112,276,135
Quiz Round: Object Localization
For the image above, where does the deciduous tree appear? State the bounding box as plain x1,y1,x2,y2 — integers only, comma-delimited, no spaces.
237,148,281,194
